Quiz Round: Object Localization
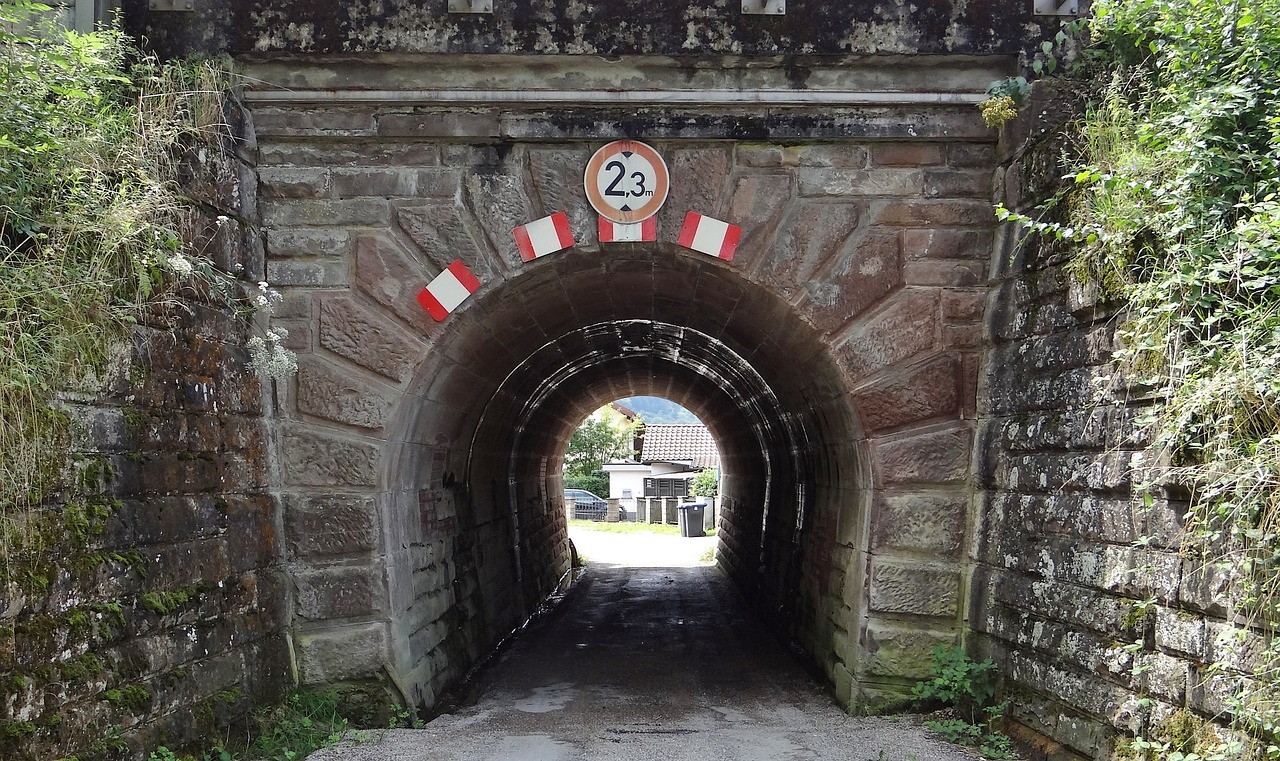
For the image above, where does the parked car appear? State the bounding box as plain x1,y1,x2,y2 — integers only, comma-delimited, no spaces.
564,489,608,520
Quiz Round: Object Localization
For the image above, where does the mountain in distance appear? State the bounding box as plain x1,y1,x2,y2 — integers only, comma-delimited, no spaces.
616,396,701,425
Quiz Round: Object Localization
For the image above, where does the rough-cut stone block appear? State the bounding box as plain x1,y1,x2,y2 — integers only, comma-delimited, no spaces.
261,199,391,227
797,169,921,197
281,426,379,487
266,259,349,287
294,565,385,621
413,169,463,197
131,496,226,545
319,295,427,382
285,494,379,559
871,492,966,554
901,229,994,261
868,560,960,617
259,167,330,199
330,168,417,198
947,143,997,168
353,234,437,335
1156,608,1206,659
377,112,501,138
874,426,971,485
795,145,870,168
1141,652,1189,705
252,108,376,136
736,145,787,167
904,260,987,286
800,229,902,334
295,357,397,430
754,200,860,298
461,168,535,270
297,623,389,683
944,324,982,348
267,228,352,258
860,621,957,678
870,143,945,167
527,148,595,245
724,173,791,267
922,169,993,198
656,148,731,233
835,290,938,380
226,495,278,572
871,200,995,227
941,290,986,321
257,140,440,167
395,202,489,278
853,354,960,432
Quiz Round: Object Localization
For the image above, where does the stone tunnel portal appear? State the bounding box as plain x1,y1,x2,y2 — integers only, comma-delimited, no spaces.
251,53,995,717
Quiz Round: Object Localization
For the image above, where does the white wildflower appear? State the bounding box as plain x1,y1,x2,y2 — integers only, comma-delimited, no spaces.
167,254,194,278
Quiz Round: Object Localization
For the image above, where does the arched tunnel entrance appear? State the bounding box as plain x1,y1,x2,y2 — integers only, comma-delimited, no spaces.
253,53,992,716
382,246,868,707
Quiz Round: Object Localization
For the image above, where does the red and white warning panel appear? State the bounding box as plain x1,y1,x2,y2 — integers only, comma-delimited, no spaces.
598,215,657,243
513,211,575,261
678,212,742,261
417,259,482,322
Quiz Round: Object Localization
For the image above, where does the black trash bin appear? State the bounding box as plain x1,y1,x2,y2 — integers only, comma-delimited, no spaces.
678,501,707,538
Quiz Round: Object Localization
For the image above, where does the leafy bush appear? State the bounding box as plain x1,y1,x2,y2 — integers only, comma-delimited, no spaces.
563,473,609,498
913,646,1012,759
690,468,718,497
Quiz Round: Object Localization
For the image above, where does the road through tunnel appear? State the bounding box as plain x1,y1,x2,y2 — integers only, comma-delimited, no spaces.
380,246,870,712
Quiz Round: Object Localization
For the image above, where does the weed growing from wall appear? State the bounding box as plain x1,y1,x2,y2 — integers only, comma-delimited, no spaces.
912,646,1013,760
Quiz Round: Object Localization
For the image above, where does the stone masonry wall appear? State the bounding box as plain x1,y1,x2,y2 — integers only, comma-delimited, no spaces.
0,97,291,760
973,84,1249,759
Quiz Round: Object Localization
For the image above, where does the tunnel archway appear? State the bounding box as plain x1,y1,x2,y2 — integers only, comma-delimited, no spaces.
379,244,870,708
254,54,993,711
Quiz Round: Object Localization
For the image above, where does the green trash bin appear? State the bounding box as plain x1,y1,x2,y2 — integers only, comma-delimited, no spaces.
678,501,707,538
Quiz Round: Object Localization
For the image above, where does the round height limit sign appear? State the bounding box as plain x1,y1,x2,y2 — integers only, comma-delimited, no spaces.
584,141,670,224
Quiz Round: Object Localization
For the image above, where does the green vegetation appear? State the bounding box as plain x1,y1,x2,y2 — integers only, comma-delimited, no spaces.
1119,709,1240,761
0,1,225,507
690,468,718,498
144,688,424,761
247,689,351,761
564,407,638,482
912,646,1012,760
563,405,639,497
139,588,199,615
997,0,1280,750
568,518,682,535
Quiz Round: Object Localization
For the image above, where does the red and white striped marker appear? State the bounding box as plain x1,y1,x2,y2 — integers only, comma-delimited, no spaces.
513,211,574,261
677,212,742,261
416,260,482,322
598,215,657,243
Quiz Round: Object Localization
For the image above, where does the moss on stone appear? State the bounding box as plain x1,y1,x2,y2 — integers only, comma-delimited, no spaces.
139,588,199,615
102,684,150,709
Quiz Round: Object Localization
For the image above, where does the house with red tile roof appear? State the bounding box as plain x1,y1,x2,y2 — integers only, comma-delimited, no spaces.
602,424,719,515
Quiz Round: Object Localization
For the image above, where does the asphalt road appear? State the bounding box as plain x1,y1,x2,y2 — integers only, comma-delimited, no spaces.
308,528,980,761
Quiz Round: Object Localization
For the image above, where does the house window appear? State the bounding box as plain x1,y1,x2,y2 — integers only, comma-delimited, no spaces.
621,489,632,499
643,478,689,497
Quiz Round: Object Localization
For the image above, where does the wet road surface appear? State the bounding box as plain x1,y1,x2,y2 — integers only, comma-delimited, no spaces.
308,529,979,761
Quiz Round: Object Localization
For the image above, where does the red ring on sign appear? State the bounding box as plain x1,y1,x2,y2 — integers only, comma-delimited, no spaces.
584,140,670,225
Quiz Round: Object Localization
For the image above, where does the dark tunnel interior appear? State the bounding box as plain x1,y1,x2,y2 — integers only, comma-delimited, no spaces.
378,243,870,702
